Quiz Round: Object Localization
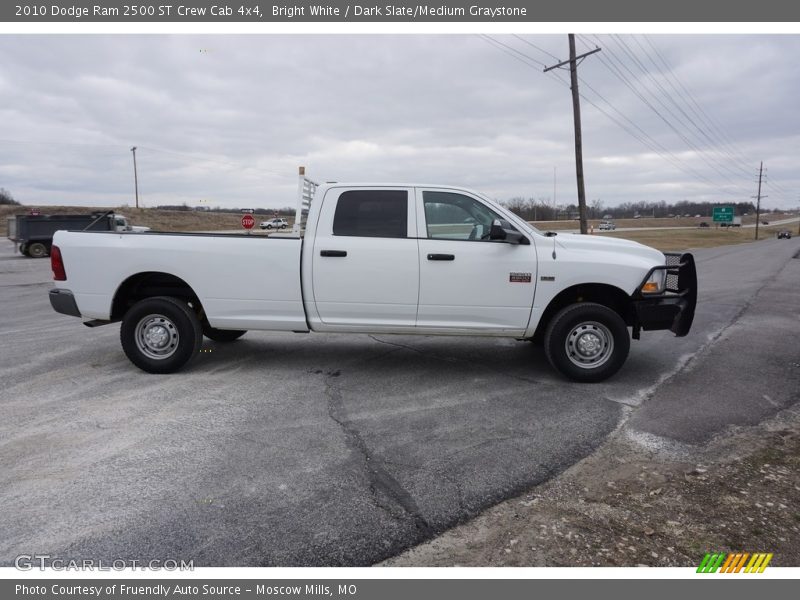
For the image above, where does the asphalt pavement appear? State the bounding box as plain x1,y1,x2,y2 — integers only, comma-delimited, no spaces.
0,236,797,566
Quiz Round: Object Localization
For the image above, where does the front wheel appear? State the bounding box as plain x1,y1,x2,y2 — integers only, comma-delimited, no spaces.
543,302,630,383
120,296,202,374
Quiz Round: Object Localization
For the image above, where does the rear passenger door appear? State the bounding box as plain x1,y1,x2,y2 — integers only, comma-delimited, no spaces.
310,188,419,330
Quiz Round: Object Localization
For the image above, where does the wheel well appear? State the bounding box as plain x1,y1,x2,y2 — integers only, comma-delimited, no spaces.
532,283,633,341
111,272,202,321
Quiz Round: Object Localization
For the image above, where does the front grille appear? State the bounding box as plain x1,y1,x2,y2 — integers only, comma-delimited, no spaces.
663,252,682,293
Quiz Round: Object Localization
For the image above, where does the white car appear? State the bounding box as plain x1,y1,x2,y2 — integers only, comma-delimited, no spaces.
48,169,697,383
260,218,288,230
598,221,616,231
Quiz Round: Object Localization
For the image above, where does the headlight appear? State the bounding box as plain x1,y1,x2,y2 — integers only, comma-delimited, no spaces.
641,270,666,294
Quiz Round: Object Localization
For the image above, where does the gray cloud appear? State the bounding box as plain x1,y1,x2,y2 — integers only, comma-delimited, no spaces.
0,34,797,209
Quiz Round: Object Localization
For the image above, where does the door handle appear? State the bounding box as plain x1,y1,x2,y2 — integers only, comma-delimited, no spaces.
427,253,455,261
320,250,347,257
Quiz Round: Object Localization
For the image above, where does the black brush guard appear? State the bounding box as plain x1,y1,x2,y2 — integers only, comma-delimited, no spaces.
630,252,697,338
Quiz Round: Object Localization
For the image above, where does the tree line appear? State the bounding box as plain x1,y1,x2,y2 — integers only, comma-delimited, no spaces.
502,197,761,221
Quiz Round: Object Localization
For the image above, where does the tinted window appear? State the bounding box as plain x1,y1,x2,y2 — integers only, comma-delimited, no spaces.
333,190,408,238
423,191,502,241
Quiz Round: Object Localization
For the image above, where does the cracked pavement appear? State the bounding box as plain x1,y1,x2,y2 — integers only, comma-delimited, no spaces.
0,236,798,566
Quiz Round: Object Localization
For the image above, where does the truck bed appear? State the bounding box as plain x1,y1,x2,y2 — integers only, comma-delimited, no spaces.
53,230,308,332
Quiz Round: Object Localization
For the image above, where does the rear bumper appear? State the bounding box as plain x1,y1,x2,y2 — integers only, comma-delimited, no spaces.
49,288,82,318
631,252,697,337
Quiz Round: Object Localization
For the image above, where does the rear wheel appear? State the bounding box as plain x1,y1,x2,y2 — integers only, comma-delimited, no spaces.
120,296,202,374
544,302,630,383
202,322,246,342
28,242,48,258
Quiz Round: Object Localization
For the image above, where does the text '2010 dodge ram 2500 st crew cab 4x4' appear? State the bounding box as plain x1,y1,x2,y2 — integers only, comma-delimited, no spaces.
48,168,697,382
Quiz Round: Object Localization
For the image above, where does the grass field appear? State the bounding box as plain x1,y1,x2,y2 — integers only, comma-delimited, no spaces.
599,226,788,251
1,205,295,237
3,205,794,252
529,213,791,231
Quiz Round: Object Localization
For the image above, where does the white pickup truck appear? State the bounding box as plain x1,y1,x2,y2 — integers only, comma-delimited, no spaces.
48,168,696,382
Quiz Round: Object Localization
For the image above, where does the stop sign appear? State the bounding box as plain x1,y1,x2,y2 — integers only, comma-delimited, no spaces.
241,214,255,229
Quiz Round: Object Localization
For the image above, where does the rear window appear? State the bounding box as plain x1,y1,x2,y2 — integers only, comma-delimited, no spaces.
332,190,408,238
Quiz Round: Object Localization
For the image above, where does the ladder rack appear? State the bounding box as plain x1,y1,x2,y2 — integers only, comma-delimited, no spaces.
293,166,320,236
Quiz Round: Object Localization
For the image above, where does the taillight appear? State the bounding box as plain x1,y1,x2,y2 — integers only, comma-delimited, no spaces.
51,245,67,281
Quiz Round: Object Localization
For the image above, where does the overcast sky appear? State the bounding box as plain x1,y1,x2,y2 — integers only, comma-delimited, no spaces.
1,34,798,210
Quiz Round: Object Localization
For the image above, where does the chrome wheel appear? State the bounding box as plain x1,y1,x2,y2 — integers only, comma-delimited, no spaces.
135,314,180,360
565,321,614,369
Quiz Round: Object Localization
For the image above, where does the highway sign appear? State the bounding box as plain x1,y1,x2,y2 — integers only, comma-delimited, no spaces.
713,206,734,223
240,208,255,214
241,214,255,229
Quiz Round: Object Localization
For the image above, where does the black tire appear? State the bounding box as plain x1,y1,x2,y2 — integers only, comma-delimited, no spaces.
266,224,273,229
202,322,246,342
120,296,202,374
543,302,630,383
19,244,29,257
28,242,48,258
280,224,287,229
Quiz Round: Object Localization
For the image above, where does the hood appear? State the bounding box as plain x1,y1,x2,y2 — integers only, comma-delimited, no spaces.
550,232,665,264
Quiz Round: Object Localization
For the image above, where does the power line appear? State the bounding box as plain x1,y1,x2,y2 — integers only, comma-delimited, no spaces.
603,34,752,188
511,34,562,62
640,35,756,173
481,35,746,198
583,34,751,194
626,35,753,178
478,34,547,69
638,35,793,200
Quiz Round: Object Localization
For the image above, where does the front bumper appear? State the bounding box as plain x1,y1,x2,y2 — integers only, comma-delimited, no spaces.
49,288,82,318
631,252,697,337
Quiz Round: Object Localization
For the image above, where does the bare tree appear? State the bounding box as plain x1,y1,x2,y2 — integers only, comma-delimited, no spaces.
0,188,19,206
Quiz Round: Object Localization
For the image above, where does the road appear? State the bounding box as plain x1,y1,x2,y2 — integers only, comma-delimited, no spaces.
0,236,798,566
535,216,800,234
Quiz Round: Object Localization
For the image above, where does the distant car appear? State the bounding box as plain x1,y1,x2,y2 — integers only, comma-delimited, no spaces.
698,222,709,228
694,214,702,218
633,215,641,219
598,221,616,231
761,220,769,225
260,218,288,230
602,214,613,219
777,230,792,239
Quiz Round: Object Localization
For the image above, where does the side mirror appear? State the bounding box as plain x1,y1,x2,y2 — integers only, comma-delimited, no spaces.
489,220,507,241
490,219,528,245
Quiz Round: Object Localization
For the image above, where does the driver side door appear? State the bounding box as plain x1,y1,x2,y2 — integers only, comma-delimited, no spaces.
415,188,538,335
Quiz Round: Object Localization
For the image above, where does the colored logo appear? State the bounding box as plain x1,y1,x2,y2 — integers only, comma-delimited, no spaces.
697,552,773,573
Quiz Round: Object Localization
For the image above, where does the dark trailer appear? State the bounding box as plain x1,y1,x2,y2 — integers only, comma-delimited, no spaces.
7,213,115,258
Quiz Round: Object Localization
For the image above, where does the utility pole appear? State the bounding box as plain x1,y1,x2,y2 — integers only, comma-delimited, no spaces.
753,161,765,241
544,36,600,235
130,146,140,209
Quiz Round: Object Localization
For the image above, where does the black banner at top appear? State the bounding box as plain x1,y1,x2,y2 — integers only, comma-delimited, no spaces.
3,0,800,22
